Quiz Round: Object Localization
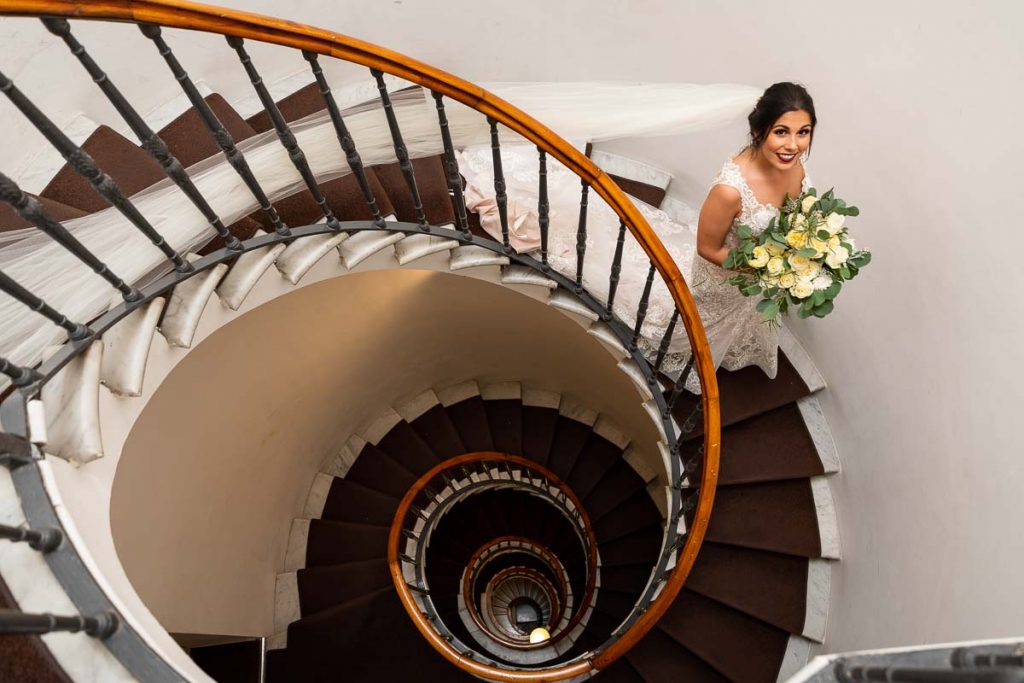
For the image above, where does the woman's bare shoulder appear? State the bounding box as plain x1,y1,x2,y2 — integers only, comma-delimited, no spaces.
705,182,742,210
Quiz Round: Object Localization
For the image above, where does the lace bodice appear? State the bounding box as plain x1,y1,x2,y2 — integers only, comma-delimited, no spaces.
712,157,812,246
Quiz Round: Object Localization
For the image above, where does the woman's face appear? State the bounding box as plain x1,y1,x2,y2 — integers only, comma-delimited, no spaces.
758,109,813,171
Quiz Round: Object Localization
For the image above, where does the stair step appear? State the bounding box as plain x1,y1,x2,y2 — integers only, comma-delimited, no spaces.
99,297,166,397
545,416,593,481
338,229,403,269
157,93,257,168
297,558,391,618
658,589,791,683
342,442,418,500
448,244,509,271
627,626,729,683
275,232,349,284
520,403,560,467
593,492,662,545
566,432,624,501
500,264,557,290
304,520,388,567
394,233,459,266
374,418,440,476
245,82,320,133
548,288,600,322
375,155,456,226
321,478,400,526
159,257,230,348
41,339,103,464
482,393,523,456
600,563,652,594
40,125,165,213
215,231,287,310
686,542,812,638
442,394,495,453
583,460,648,523
0,193,84,231
596,658,646,683
706,479,824,558
406,402,467,460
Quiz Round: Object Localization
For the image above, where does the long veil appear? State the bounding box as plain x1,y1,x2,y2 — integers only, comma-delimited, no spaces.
0,82,760,380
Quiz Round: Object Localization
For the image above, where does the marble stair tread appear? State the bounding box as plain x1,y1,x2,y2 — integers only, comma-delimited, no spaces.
216,231,288,310
394,232,459,266
448,244,510,271
548,288,600,322
616,358,655,402
587,321,629,359
99,297,166,397
40,340,104,464
338,229,404,270
500,264,558,289
159,257,230,348
275,232,349,284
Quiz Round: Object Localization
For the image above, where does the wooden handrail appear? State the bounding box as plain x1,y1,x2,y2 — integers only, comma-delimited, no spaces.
0,2,722,678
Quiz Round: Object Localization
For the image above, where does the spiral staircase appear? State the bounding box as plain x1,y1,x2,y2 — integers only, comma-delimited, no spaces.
0,3,840,682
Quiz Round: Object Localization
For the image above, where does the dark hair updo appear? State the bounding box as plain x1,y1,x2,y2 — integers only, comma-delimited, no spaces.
748,82,817,153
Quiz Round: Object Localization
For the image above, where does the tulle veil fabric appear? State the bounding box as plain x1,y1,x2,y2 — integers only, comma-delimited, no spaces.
0,82,760,382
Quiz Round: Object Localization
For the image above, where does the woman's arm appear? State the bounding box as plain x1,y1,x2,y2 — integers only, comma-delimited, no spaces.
696,184,742,267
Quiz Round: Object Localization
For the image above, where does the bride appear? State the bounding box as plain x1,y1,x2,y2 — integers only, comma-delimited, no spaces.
459,82,816,385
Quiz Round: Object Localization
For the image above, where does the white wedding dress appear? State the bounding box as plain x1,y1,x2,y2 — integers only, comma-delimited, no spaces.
458,144,811,385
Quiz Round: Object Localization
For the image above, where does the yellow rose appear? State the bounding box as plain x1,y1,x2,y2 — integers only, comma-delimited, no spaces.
827,235,841,249
800,195,818,213
786,230,808,249
788,254,810,270
825,212,845,234
779,272,797,289
766,242,785,256
791,279,815,299
747,245,770,268
809,236,829,256
798,260,822,279
766,256,785,275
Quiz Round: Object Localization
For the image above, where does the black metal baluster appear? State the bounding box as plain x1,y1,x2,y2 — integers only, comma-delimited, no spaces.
0,609,118,638
0,356,42,388
606,220,628,318
487,117,511,252
139,24,288,235
43,19,239,252
0,173,140,302
302,51,385,228
227,37,336,232
432,92,470,238
575,181,589,293
630,264,657,350
370,69,427,229
537,148,550,268
664,356,695,416
681,401,703,435
0,523,62,552
0,270,92,341
654,310,680,373
0,69,190,273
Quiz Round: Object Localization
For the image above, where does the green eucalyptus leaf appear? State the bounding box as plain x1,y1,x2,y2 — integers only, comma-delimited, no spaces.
813,300,835,318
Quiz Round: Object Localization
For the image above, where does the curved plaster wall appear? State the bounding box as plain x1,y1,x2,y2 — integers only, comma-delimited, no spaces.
109,268,658,637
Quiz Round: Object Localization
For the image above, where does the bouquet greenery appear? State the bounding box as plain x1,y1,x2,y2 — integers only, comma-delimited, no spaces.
723,188,870,326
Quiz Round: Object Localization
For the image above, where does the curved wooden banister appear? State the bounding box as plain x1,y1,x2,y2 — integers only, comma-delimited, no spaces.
0,2,721,679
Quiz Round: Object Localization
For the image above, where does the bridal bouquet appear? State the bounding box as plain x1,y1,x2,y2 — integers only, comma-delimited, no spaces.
723,188,871,325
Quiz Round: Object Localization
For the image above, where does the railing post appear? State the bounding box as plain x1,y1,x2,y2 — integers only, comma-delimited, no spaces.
487,117,511,252
0,523,63,552
371,69,428,229
432,92,471,238
605,220,627,319
575,181,589,294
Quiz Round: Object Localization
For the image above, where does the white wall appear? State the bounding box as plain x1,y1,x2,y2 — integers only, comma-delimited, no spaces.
2,0,1023,656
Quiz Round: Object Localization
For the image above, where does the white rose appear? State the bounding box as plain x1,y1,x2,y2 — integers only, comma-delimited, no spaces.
765,242,785,256
747,245,770,268
812,272,833,290
791,279,815,299
825,245,850,268
825,212,845,234
791,213,808,228
766,256,785,275
788,254,810,270
809,236,829,257
845,236,857,251
827,234,841,250
800,195,818,213
779,272,797,289
798,261,822,279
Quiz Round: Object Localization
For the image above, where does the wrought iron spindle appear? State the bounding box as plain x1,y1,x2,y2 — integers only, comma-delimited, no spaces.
139,24,288,235
0,270,92,341
575,181,589,293
303,51,385,228
0,173,140,302
606,220,628,318
43,19,239,252
665,356,695,416
226,37,336,232
487,117,511,251
0,356,42,388
0,69,190,273
0,609,118,638
681,401,704,435
630,264,657,350
654,310,679,373
0,523,62,552
432,92,470,238
538,148,549,267
405,582,429,596
370,69,428,229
